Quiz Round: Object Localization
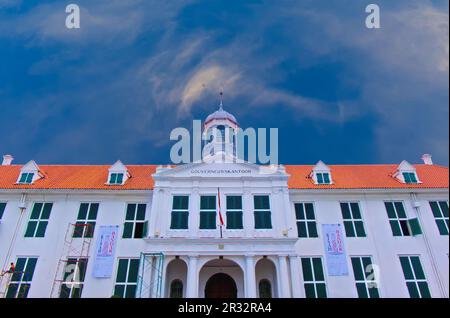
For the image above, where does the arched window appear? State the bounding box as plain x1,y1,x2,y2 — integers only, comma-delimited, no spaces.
170,279,183,298
259,279,272,298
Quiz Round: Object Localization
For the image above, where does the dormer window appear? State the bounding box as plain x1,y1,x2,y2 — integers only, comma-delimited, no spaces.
107,160,129,186
109,173,124,185
316,172,331,185
311,161,333,185
394,160,421,184
18,172,34,184
16,160,42,185
402,172,418,184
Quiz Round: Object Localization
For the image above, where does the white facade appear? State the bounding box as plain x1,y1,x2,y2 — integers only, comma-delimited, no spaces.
0,108,448,299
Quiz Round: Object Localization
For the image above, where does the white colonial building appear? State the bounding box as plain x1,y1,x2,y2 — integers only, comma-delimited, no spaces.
0,106,448,299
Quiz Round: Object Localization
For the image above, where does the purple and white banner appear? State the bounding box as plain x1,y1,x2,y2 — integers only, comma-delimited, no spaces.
92,225,119,278
322,224,349,276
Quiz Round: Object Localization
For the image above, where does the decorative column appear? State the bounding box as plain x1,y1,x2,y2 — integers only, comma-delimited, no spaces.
278,255,291,298
190,188,200,237
243,188,253,238
289,255,302,298
186,255,199,298
245,255,257,298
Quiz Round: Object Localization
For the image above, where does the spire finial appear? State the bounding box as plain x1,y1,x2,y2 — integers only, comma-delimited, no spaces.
219,90,223,110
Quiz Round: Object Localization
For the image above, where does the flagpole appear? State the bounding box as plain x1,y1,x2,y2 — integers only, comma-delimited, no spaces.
218,187,224,238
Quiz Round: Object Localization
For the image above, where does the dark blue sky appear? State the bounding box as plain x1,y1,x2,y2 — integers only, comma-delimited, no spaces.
0,0,448,166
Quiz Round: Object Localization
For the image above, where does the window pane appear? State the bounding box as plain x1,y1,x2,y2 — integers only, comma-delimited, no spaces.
128,259,140,283
26,173,34,183
356,283,368,298
23,258,37,281
316,283,327,298
385,202,396,218
436,219,449,235
307,221,317,237
400,257,414,280
0,202,6,219
406,282,420,298
18,283,31,298
410,257,425,280
351,258,364,281
323,173,330,184
114,285,125,298
301,259,313,282
30,203,42,219
126,204,136,220
295,204,305,220
304,283,316,298
201,196,216,210
134,222,144,238
200,212,216,229
25,221,37,237
439,201,449,217
116,173,124,184
6,283,18,298
173,196,188,210
355,221,366,237
78,203,89,219
390,220,402,236
344,221,355,237
125,285,136,298
35,221,48,237
312,258,324,281
41,203,52,219
399,220,411,236
317,173,324,184
305,204,315,220
88,203,99,220
418,282,431,298
395,202,406,218
254,195,269,209
116,259,128,283
227,196,242,209
123,222,133,238
429,201,441,217
368,286,380,298
350,203,361,219
341,203,351,219
136,204,146,220
226,212,243,229
297,222,307,238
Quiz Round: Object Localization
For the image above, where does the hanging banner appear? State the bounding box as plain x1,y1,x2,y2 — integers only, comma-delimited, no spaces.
92,225,119,278
322,224,349,276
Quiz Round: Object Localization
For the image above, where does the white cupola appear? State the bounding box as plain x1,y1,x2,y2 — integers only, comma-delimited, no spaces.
202,96,239,162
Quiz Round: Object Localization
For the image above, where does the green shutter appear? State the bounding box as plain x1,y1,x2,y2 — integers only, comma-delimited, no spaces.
295,203,305,220
408,218,422,236
307,221,318,237
142,221,148,237
323,173,330,184
123,222,133,238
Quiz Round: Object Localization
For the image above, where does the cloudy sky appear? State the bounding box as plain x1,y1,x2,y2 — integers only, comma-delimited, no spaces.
0,0,448,166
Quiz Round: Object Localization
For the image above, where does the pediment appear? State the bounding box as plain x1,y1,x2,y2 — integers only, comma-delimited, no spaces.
153,161,288,179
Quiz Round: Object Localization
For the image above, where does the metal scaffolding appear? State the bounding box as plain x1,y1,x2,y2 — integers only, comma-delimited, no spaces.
136,252,164,298
50,222,93,298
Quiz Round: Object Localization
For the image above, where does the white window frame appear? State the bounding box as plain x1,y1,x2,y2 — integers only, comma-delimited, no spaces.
350,255,380,298
399,255,431,298
301,256,327,298
113,257,140,298
295,202,318,238
340,202,366,237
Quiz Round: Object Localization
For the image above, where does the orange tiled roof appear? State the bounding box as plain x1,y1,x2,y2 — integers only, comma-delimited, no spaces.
285,164,448,189
0,164,447,190
0,165,157,190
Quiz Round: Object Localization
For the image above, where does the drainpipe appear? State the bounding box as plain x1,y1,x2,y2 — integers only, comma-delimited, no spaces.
410,192,447,297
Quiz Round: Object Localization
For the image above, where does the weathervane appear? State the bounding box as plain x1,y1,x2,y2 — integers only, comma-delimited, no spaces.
219,89,224,110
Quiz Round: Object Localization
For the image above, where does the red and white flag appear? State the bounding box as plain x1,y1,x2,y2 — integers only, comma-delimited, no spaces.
217,188,225,226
